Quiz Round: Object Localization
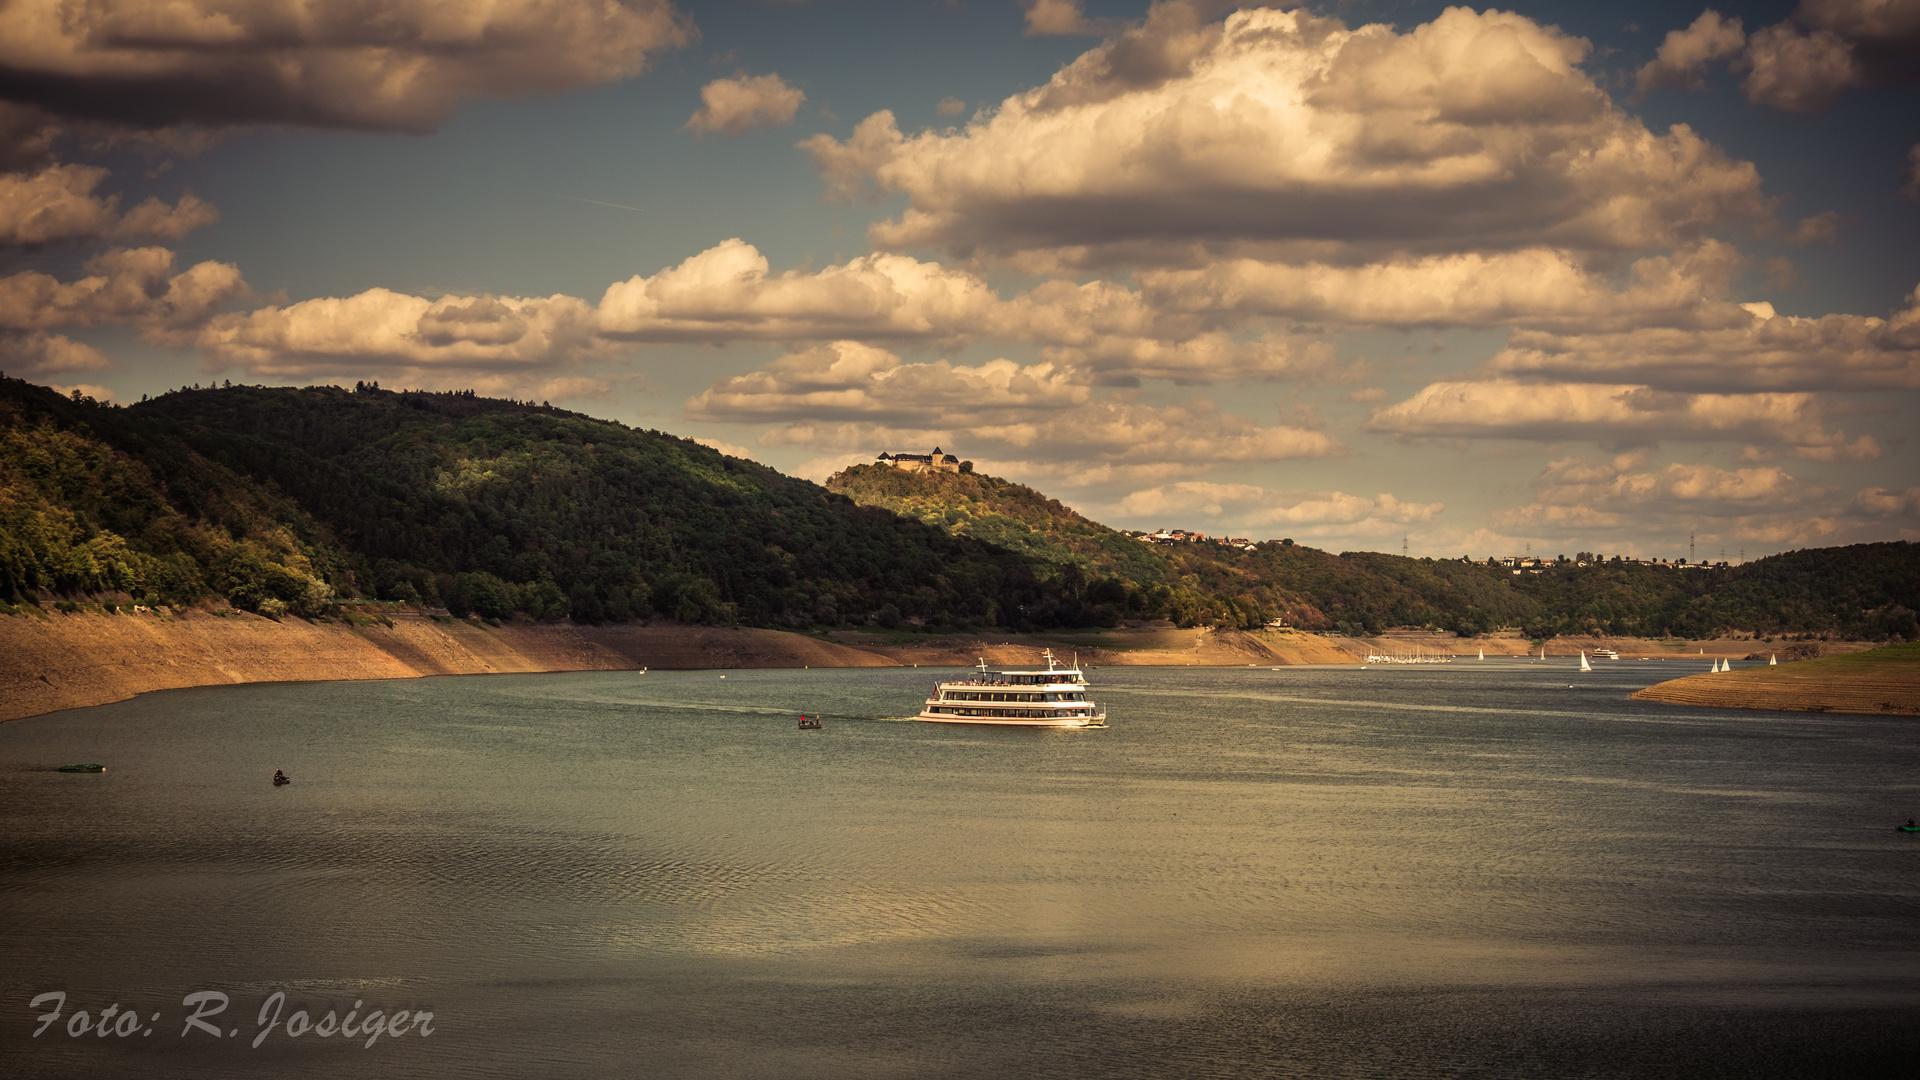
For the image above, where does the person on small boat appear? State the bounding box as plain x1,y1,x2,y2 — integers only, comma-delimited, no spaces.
272,769,289,785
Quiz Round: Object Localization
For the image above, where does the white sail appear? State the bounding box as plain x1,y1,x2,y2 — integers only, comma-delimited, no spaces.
1579,651,1592,672
1769,654,1777,666
1478,649,1485,660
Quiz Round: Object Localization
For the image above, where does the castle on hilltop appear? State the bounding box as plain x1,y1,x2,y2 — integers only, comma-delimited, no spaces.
877,447,961,473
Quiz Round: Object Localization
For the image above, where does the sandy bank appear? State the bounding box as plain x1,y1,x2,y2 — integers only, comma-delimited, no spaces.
1631,643,1920,716
7,605,1894,725
0,608,889,723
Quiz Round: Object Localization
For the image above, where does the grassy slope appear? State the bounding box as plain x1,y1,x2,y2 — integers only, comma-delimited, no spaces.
1632,641,1920,714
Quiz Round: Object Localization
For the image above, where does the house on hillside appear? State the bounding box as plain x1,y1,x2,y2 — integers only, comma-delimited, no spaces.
878,448,961,473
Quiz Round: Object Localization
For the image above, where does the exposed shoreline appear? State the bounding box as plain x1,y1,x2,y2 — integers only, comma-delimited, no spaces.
1,607,1888,724
1631,642,1920,716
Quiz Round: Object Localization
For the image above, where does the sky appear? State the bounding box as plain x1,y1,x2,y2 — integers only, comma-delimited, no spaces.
2,0,1916,561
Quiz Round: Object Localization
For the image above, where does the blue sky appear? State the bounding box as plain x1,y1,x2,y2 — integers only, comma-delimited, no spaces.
3,0,1916,560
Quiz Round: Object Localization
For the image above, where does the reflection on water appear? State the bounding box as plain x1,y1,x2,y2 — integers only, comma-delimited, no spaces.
1,661,1915,1078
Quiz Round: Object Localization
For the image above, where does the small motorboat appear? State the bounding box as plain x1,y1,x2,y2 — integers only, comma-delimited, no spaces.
58,763,105,773
798,715,823,730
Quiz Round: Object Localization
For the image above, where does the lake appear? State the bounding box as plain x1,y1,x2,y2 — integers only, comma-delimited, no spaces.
2,660,1916,1078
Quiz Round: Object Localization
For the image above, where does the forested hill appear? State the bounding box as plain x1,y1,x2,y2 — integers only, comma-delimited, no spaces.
828,462,1920,642
1,379,1065,627
3,377,1915,641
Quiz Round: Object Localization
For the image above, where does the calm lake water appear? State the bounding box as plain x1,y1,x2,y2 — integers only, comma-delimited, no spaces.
2,660,1916,1078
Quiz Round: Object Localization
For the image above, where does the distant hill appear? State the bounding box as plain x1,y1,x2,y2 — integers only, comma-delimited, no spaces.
4,377,1915,642
828,460,1920,642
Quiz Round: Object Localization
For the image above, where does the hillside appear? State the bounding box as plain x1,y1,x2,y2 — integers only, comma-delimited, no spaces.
829,462,1920,641
0,377,348,616
5,377,1916,643
2,379,1077,629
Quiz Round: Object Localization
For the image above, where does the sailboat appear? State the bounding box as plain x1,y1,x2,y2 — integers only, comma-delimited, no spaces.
1579,651,1592,672
1769,654,1777,666
1478,648,1485,660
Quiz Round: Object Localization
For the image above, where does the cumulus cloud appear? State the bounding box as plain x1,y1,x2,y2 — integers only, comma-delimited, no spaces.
1634,2,1920,113
0,246,248,343
804,5,1771,267
1851,485,1920,518
197,288,606,379
593,238,1345,386
685,72,805,136
1901,143,1920,200
1133,240,1750,333
0,329,113,377
687,340,1091,422
1634,10,1747,96
1486,286,1920,392
1487,454,1836,543
1368,378,1879,459
1021,0,1112,37
691,340,1341,476
0,164,216,248
1790,210,1845,245
595,238,1000,343
1742,21,1863,111
0,0,695,133
1117,481,1441,532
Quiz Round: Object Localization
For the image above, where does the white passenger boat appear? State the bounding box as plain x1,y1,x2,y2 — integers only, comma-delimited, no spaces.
1591,647,1620,660
915,650,1107,728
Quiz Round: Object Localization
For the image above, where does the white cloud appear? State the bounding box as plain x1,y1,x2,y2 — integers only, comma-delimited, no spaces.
1021,0,1109,37
691,341,1341,478
692,437,760,463
46,382,119,403
1484,453,1862,549
0,329,113,376
197,289,607,378
594,238,1345,386
1901,143,1920,201
1851,485,1920,518
1368,378,1879,457
595,239,999,343
1742,21,1862,111
1790,210,1845,245
1117,481,1442,532
804,5,1771,267
1633,2,1920,113
687,340,1091,422
1634,10,1747,96
0,246,248,343
0,164,216,248
1133,240,1749,333
0,0,695,133
1486,285,1920,392
686,73,805,136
